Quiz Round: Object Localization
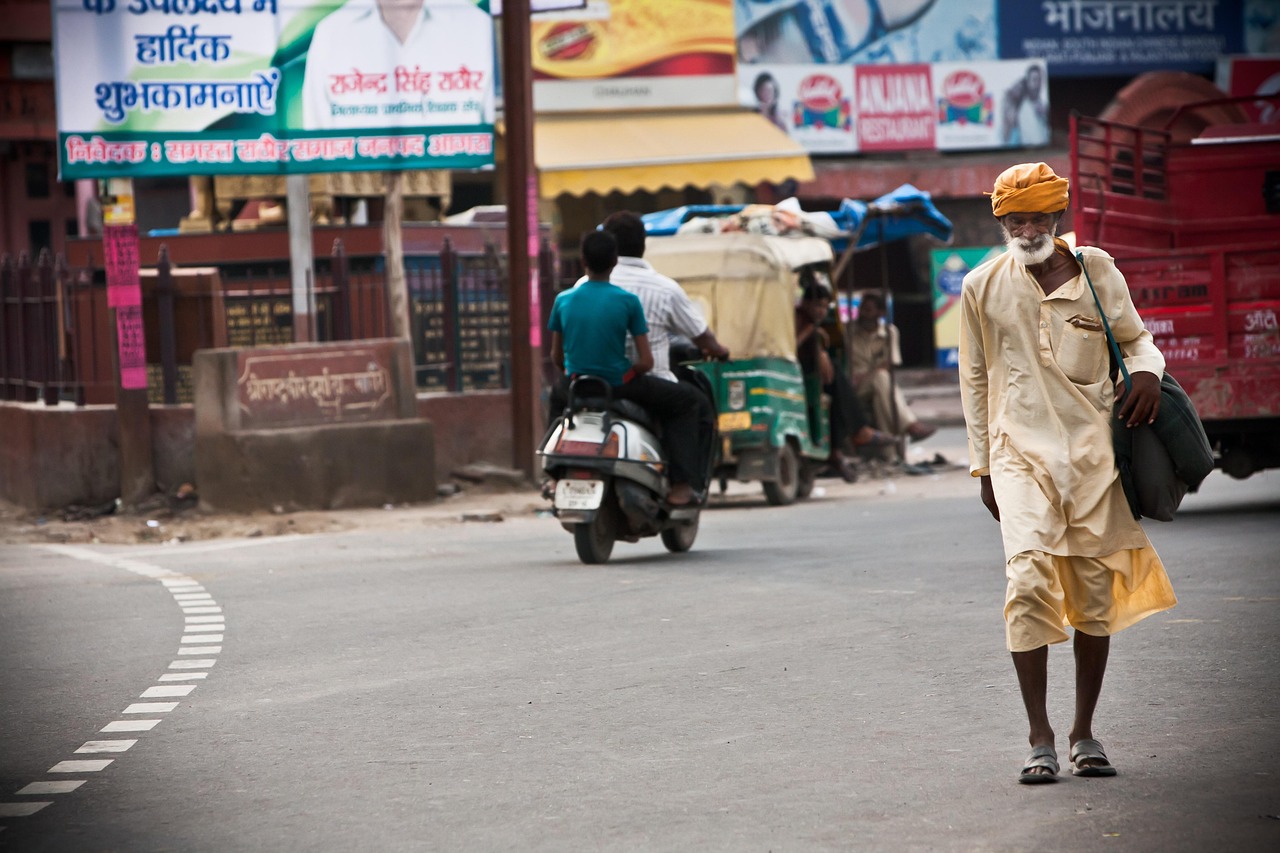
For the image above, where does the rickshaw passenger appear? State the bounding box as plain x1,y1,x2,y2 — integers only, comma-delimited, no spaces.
796,275,893,481
548,230,703,506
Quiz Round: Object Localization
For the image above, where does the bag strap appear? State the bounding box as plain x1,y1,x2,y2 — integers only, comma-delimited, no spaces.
1076,250,1132,388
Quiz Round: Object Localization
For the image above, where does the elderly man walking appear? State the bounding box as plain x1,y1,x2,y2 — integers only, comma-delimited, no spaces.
959,163,1178,784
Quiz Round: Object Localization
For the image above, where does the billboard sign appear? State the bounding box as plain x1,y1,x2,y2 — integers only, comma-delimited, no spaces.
741,65,856,153
740,58,1049,154
855,64,935,151
531,0,736,111
736,0,998,66
52,0,497,179
933,59,1048,150
997,0,1245,76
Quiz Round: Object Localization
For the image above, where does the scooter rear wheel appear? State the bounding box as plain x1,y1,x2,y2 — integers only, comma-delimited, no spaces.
573,506,616,564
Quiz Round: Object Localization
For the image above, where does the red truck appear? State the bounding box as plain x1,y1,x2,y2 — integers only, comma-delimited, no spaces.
1070,100,1280,479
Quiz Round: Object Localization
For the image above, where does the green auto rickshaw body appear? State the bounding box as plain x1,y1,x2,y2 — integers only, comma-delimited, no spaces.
645,233,833,504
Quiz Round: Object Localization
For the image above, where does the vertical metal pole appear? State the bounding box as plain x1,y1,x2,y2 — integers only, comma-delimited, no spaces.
441,238,461,392
157,245,178,404
37,249,59,405
331,239,353,341
286,173,315,343
502,0,538,478
0,255,11,400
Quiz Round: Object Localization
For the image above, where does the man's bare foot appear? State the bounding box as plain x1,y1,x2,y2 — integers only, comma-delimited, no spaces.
907,421,937,443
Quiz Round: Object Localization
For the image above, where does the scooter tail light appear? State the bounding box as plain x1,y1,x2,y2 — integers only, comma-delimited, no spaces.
600,432,620,458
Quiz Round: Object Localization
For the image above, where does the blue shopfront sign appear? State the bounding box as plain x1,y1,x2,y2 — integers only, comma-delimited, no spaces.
998,0,1244,76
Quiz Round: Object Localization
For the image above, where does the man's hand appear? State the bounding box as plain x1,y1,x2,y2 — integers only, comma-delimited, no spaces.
692,330,730,361
1116,370,1161,427
980,475,1000,522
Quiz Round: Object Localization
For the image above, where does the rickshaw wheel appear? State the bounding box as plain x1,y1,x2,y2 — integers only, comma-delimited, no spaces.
661,513,700,553
763,443,800,506
796,462,818,499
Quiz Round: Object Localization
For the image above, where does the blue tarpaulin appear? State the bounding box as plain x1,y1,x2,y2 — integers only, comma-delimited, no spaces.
640,184,953,253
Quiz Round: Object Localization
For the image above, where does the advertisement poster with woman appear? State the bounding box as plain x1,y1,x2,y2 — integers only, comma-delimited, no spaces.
742,64,856,153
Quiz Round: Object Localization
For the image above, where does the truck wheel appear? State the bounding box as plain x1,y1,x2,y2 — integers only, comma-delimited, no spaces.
660,513,700,553
763,443,800,506
573,504,616,564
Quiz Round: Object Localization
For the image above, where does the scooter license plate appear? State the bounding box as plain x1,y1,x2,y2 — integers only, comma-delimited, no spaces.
554,479,605,510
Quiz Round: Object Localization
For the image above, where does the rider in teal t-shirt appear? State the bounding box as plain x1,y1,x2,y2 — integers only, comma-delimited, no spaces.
547,277,648,386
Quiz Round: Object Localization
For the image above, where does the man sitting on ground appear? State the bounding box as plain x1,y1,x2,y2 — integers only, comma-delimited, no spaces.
849,290,937,448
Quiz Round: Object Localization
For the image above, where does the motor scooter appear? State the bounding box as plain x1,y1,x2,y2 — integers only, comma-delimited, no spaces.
540,375,707,564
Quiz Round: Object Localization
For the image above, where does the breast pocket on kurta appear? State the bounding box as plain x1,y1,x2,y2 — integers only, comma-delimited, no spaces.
1055,314,1108,385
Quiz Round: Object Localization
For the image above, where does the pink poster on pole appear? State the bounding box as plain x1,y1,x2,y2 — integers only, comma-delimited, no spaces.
115,305,149,390
103,224,142,308
527,174,542,349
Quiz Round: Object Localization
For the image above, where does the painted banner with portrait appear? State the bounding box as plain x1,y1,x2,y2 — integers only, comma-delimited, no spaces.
530,0,737,111
997,0,1244,76
52,0,497,179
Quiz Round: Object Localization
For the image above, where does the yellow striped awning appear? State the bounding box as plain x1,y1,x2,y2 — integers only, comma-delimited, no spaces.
534,110,814,199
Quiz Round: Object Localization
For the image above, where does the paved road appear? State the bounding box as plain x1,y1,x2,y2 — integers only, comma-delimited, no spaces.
2,451,1278,852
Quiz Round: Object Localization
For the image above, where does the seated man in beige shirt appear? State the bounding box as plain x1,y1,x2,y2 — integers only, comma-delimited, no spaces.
848,290,936,447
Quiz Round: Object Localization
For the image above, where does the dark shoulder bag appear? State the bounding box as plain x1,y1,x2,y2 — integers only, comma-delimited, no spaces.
1077,252,1215,521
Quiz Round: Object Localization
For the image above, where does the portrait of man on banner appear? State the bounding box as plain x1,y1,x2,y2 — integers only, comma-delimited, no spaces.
301,0,496,131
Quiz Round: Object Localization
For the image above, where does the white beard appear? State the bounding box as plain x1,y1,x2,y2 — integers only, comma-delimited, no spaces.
1002,227,1056,266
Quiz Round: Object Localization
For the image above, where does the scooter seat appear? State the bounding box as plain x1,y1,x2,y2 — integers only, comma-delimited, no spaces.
610,399,659,434
569,397,659,434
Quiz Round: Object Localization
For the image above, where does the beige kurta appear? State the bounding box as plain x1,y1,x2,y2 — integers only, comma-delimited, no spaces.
959,247,1166,560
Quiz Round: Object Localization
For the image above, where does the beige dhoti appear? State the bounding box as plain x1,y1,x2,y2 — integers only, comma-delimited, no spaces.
1004,548,1177,652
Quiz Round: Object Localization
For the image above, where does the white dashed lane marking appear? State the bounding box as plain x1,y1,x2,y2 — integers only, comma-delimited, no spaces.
48,761,112,773
0,803,52,817
0,545,227,830
123,702,179,714
140,686,197,699
75,741,137,754
101,720,162,732
16,782,84,795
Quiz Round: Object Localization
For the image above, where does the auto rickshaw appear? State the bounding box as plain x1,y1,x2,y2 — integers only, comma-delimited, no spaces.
645,232,835,505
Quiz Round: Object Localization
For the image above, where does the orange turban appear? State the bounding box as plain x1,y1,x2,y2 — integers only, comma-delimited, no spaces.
988,162,1069,217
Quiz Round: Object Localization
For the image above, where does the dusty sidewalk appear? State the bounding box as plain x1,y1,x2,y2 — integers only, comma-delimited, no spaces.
0,428,974,547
